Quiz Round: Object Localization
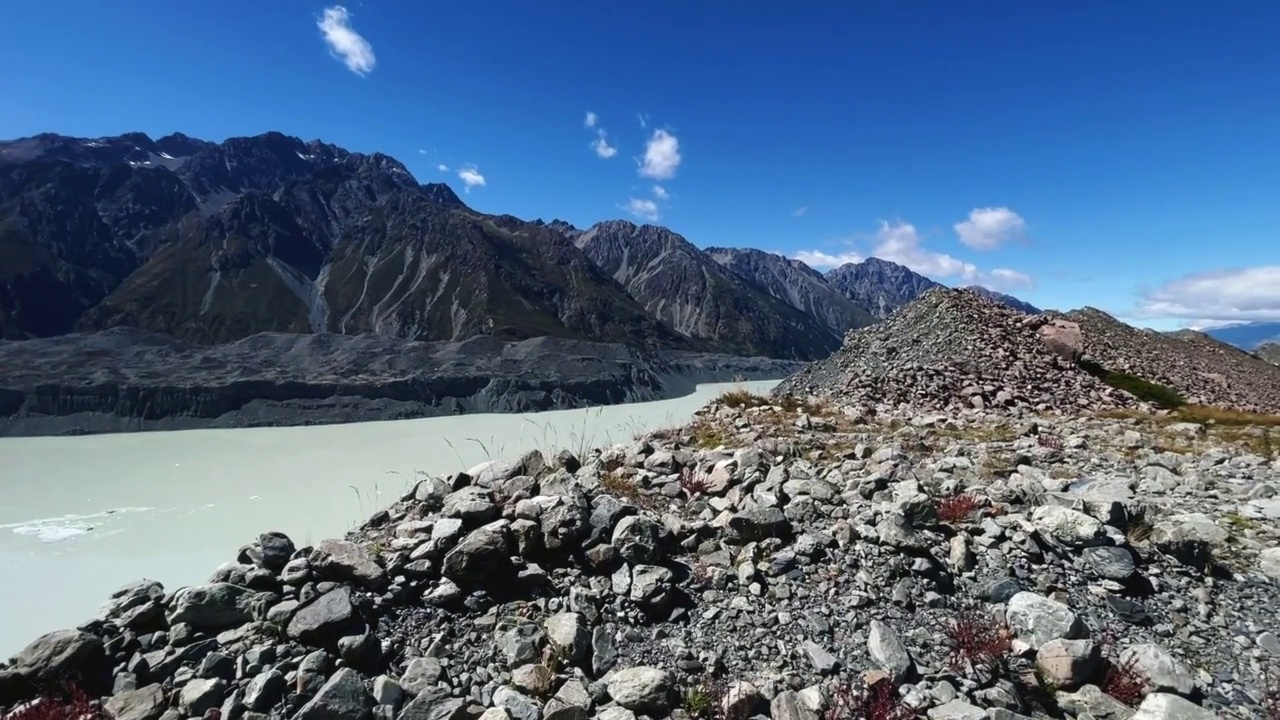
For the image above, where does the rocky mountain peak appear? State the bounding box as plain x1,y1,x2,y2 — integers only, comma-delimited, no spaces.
154,132,214,158
420,182,466,208
574,221,841,360
963,285,1041,314
705,246,875,337
544,219,582,239
824,257,943,319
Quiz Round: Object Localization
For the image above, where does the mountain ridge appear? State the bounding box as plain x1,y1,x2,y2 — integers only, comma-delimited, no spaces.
0,130,691,351
1,129,1046,357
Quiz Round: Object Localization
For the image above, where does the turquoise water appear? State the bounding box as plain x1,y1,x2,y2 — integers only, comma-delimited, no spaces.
0,379,777,657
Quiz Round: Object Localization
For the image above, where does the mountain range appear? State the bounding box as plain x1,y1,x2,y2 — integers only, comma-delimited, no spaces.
0,130,1043,362
1200,321,1280,350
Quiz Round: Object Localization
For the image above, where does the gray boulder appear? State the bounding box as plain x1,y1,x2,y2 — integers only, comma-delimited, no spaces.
442,520,513,579
310,539,388,590
1006,591,1085,648
287,586,362,648
295,667,373,720
605,667,675,715
166,583,255,631
10,629,108,686
103,683,167,720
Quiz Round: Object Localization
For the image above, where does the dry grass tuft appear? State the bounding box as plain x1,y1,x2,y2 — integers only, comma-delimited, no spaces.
1175,405,1280,427
717,388,771,409
598,470,666,511
686,419,730,449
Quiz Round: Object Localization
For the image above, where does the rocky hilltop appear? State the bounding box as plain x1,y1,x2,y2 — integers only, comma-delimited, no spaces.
1064,308,1280,415
774,288,1133,415
777,287,1280,417
3,385,1278,720
0,329,803,437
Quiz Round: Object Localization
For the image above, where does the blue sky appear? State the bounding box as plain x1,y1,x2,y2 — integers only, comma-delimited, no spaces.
2,1,1278,329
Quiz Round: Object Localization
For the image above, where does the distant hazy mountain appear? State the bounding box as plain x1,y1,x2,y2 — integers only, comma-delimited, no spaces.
963,285,1041,314
1202,321,1280,350
823,258,943,319
567,220,842,360
1256,341,1280,365
704,247,875,337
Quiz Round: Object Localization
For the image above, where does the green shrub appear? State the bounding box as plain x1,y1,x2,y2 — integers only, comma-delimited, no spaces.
1076,359,1185,409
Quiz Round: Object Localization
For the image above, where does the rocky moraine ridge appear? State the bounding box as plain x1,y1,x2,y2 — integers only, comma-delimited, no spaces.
777,288,1280,417
4,365,1280,716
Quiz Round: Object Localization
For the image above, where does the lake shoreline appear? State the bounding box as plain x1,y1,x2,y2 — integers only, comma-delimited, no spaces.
0,380,780,657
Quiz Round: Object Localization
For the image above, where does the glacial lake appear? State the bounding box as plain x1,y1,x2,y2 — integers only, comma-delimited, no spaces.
0,380,777,658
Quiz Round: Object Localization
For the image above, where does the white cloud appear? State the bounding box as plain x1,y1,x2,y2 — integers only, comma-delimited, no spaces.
792,219,1034,289
638,113,649,129
982,268,1035,292
1135,265,1280,322
652,185,669,200
954,207,1028,251
418,149,428,155
871,221,979,280
792,206,809,218
584,111,598,128
591,130,617,159
793,250,864,269
436,163,448,172
457,166,486,191
317,6,376,76
625,198,660,222
637,129,681,180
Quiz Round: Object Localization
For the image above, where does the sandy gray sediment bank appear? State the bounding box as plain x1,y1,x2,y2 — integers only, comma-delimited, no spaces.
0,329,805,437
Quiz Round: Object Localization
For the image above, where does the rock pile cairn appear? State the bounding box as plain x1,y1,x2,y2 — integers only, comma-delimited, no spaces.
3,396,1279,719
773,288,1135,415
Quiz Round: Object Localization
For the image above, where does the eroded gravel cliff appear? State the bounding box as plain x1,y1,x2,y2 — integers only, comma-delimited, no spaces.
0,329,803,437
